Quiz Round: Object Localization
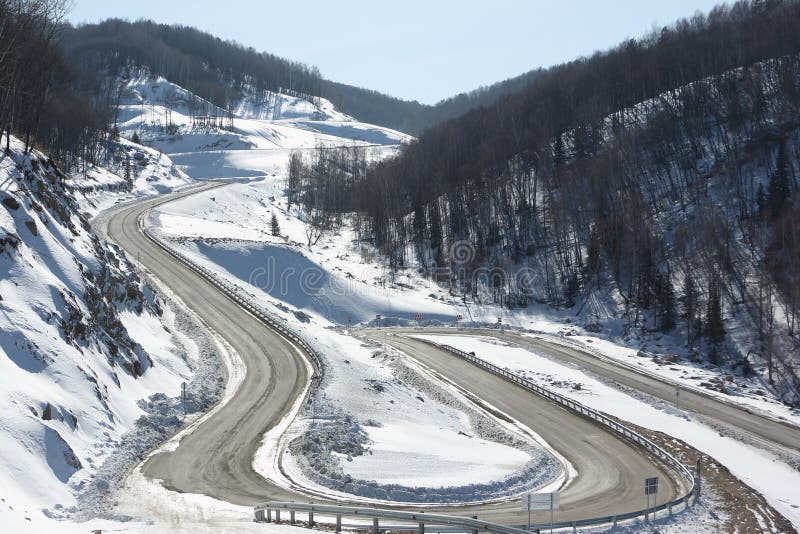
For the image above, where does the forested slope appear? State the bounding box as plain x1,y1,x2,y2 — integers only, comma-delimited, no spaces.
290,0,800,403
59,19,543,135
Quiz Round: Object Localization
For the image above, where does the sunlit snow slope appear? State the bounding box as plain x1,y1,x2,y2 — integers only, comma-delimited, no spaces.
0,136,200,529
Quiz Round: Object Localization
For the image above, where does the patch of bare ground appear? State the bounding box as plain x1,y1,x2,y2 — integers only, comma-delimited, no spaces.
627,420,796,534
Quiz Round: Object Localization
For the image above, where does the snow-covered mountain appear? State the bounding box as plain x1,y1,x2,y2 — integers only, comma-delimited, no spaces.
0,135,208,530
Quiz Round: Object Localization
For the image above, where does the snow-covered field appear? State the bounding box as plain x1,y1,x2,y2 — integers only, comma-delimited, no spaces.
260,327,564,503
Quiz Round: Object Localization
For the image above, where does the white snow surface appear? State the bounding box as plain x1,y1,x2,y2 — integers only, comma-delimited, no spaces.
412,334,800,530
0,136,199,527
117,73,410,180
271,327,560,499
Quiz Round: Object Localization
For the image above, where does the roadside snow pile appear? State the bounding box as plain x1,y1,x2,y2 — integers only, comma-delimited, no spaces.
0,136,208,527
523,328,800,429
413,334,800,529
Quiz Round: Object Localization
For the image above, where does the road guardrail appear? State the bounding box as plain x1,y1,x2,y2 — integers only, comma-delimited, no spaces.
254,501,527,534
425,341,699,530
138,215,323,378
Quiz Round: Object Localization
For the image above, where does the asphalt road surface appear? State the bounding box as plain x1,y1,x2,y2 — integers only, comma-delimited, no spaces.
98,185,687,525
375,327,800,456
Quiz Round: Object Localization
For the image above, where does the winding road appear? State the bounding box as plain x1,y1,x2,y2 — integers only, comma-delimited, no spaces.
372,328,800,456
93,182,800,527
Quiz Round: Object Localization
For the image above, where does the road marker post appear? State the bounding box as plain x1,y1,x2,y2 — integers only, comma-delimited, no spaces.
644,476,659,521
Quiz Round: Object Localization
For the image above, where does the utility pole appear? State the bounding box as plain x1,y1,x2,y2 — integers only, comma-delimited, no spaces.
527,493,531,531
181,382,187,419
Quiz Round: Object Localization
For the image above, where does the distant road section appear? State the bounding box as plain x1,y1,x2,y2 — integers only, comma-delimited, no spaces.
380,327,800,456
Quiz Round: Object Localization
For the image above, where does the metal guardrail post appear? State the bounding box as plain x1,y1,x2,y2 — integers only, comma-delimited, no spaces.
336,514,342,532
275,509,280,523
308,510,314,527
472,515,478,534
290,510,296,524
418,521,425,534
372,517,379,534
267,508,272,522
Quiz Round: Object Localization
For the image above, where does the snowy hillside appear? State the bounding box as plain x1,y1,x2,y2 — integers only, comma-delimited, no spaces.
0,136,213,530
71,137,194,217
118,73,410,156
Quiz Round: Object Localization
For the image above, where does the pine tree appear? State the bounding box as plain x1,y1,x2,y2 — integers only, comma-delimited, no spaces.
682,270,697,345
706,277,725,361
124,154,132,189
755,183,767,217
552,134,567,166
657,273,676,332
270,212,281,237
768,140,791,219
131,131,141,144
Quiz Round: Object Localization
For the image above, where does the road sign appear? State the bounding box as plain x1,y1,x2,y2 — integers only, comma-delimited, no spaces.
456,314,463,321
645,476,659,495
413,314,423,321
522,492,559,511
375,314,381,321
497,317,502,323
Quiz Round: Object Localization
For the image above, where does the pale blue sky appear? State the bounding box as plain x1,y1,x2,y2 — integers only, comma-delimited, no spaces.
68,0,725,104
